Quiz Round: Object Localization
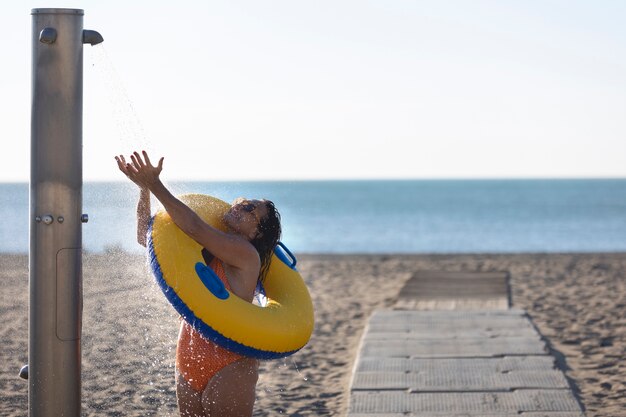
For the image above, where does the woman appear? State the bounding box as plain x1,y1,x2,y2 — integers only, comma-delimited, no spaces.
115,151,282,417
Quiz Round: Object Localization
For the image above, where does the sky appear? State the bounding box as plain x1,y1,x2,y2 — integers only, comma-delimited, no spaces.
2,1,626,181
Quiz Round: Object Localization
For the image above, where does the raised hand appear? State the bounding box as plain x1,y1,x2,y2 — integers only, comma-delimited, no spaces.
115,151,164,190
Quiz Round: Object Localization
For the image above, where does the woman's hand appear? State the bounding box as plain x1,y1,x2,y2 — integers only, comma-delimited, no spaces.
115,151,164,190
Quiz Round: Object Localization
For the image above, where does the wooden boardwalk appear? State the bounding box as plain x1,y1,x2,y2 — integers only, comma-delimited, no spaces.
394,270,511,310
347,271,586,417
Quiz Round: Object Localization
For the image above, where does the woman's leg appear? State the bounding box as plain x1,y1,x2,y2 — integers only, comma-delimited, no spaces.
201,358,259,417
176,370,205,417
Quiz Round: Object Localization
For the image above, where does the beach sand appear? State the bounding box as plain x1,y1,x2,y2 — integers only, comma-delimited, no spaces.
1,251,624,416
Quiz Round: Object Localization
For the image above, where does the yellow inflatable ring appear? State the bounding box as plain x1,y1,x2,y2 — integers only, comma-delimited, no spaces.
147,194,314,359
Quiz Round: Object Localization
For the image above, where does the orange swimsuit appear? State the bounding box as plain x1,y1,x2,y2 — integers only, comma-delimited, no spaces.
175,258,244,392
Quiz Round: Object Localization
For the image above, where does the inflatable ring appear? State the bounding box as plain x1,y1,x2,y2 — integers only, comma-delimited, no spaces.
147,194,314,359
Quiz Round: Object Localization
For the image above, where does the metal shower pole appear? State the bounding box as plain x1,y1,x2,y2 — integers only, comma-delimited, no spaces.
29,8,102,416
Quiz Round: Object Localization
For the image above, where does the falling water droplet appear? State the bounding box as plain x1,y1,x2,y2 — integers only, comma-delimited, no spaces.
291,358,308,382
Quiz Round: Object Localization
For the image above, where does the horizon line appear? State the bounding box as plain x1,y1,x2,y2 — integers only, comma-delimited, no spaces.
2,175,626,184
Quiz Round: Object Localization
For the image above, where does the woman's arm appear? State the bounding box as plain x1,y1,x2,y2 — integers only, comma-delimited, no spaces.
115,154,151,247
136,187,151,247
146,178,260,271
116,151,259,272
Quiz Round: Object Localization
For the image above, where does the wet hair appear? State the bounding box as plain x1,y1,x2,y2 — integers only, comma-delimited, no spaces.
250,200,282,284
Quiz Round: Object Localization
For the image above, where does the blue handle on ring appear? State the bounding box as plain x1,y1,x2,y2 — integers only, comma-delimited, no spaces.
275,241,297,269
195,262,230,300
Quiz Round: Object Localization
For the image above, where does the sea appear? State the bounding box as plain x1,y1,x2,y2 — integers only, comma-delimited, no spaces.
2,179,626,255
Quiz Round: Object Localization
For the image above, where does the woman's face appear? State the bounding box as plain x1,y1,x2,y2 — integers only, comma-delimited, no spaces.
224,197,268,240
